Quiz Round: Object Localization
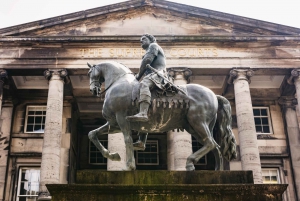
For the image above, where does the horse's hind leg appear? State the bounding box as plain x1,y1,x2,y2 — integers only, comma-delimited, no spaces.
211,141,224,170
185,122,217,171
88,122,121,161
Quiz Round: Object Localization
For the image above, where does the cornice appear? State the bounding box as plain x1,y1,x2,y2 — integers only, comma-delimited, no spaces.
1,35,300,44
0,0,299,36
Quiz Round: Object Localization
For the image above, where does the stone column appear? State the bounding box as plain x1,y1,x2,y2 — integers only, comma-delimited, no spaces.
167,68,192,170
107,133,126,170
0,70,11,201
278,96,300,199
38,69,67,200
228,69,263,184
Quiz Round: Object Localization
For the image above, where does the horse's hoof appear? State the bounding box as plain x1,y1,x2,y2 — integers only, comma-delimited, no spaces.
110,153,121,161
133,141,146,151
186,164,195,171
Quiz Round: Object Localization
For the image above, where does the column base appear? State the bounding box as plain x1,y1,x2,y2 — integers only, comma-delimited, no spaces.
37,192,52,201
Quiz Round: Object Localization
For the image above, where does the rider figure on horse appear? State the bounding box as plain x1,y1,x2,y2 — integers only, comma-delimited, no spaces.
127,34,167,122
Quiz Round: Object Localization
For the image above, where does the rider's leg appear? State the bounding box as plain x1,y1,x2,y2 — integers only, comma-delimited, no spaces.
126,78,153,122
133,132,148,151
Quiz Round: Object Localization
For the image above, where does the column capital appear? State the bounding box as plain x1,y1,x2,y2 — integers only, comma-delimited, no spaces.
0,69,8,84
287,68,300,85
278,96,297,109
227,68,254,84
44,69,68,82
167,67,192,83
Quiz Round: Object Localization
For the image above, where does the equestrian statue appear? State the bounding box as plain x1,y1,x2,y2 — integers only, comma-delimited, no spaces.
87,34,237,171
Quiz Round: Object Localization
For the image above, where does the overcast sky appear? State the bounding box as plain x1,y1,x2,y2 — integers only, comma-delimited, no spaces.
0,0,299,29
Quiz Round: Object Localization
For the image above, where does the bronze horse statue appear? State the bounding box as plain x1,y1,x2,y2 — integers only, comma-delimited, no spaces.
87,61,237,171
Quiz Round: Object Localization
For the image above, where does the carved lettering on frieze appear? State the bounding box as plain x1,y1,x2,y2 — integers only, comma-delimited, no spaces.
79,47,218,58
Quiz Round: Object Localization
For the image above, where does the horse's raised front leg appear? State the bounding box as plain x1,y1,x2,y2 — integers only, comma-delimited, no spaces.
117,113,135,171
133,132,148,151
88,122,121,161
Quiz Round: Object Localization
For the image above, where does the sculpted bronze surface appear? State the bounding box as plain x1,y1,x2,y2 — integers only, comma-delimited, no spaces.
87,34,237,171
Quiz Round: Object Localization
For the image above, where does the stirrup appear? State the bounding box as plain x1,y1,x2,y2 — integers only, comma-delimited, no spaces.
126,113,149,122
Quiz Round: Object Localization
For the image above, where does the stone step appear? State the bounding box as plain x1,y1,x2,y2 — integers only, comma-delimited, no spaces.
47,183,287,201
76,170,254,184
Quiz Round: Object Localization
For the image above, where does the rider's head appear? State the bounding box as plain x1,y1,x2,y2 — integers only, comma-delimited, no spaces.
141,34,156,49
142,34,156,43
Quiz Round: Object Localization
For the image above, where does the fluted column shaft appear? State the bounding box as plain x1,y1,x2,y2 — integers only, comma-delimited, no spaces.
38,69,67,200
229,69,262,184
168,68,192,170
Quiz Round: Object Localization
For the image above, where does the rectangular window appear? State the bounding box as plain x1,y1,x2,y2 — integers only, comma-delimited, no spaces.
253,107,273,134
24,106,46,133
192,137,207,165
16,167,40,201
262,168,280,184
136,140,159,165
89,140,107,165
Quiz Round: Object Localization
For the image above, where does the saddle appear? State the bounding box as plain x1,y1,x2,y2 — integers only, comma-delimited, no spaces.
131,83,190,110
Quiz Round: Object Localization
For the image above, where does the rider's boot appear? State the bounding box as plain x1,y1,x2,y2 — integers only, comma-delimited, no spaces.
126,101,150,122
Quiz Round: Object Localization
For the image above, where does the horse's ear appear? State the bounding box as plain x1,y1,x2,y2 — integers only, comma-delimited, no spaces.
87,62,92,68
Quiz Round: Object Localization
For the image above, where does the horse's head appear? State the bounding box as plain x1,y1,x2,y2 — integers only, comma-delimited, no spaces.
87,62,104,96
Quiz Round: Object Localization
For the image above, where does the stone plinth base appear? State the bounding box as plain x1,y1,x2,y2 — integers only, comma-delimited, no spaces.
47,171,287,201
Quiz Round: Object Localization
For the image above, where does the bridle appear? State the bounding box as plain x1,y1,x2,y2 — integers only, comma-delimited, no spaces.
88,64,133,97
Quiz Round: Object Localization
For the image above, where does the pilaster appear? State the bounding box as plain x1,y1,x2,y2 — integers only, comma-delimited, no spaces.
0,70,10,201
38,69,67,200
278,96,300,200
167,68,192,170
228,68,263,184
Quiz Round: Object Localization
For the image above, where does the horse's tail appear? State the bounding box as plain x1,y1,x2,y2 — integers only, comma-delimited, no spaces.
215,95,237,161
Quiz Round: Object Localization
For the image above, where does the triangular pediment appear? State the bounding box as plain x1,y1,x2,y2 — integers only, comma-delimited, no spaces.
1,0,299,36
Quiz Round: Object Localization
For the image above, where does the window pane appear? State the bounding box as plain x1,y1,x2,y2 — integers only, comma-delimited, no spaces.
255,126,262,132
27,117,34,124
35,117,42,124
254,118,261,124
34,125,42,132
35,111,42,115
261,109,267,116
253,109,260,116
263,126,270,133
261,117,269,124
26,125,34,132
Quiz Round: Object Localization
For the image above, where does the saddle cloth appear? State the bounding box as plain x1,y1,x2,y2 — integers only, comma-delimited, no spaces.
131,83,190,109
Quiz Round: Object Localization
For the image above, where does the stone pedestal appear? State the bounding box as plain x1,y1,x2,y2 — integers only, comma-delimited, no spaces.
38,69,67,200
228,69,263,184
47,170,287,201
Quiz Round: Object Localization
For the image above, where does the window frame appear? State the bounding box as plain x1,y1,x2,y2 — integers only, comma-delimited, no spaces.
24,106,47,134
16,167,40,201
136,140,159,165
89,140,108,165
253,107,273,134
262,168,280,184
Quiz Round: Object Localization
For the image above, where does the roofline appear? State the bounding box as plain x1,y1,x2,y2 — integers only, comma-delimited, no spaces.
1,35,300,43
0,0,300,36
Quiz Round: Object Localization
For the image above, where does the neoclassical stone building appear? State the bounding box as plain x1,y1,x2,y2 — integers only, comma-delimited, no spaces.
0,0,300,200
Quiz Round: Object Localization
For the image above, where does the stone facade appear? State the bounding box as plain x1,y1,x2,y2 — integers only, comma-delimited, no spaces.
0,0,299,200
